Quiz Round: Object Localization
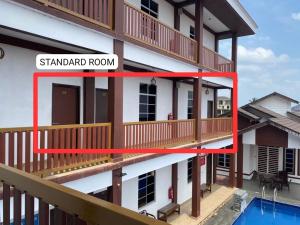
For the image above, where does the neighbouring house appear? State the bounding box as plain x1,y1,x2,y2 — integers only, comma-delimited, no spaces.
0,0,257,224
217,92,300,191
217,96,231,115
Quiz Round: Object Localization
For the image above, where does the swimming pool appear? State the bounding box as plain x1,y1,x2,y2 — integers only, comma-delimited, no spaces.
233,198,300,225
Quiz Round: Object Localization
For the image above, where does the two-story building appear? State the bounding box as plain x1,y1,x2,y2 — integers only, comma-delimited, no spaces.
0,0,257,224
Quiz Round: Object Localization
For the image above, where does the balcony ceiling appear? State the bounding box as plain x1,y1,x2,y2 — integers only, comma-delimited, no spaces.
171,0,257,38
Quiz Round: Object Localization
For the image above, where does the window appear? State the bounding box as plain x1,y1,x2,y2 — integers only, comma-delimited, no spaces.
187,158,193,182
141,0,158,18
139,83,157,121
219,100,223,105
138,171,155,208
284,149,295,174
189,26,195,39
218,154,230,168
187,91,193,119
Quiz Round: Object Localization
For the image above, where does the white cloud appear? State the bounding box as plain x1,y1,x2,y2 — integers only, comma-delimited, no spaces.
238,45,289,64
292,12,300,21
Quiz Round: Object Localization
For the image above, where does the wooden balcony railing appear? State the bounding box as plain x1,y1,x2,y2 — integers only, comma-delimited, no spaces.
0,123,111,177
202,47,234,72
34,0,113,29
0,164,167,225
124,3,198,63
124,119,195,149
201,118,232,141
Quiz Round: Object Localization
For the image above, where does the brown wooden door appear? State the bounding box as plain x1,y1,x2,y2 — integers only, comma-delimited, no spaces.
96,89,108,123
52,84,80,125
207,101,213,118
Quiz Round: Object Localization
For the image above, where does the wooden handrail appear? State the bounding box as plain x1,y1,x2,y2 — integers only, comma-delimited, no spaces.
0,164,168,225
202,46,233,72
125,3,196,43
124,3,197,63
0,122,111,133
124,119,195,126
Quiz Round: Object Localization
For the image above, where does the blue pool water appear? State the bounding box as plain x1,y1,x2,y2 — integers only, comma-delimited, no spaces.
233,198,300,225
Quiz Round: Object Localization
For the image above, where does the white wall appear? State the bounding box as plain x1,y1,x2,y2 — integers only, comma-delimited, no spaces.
203,29,215,51
125,0,174,28
0,0,113,54
122,166,172,216
124,42,199,72
242,130,255,145
123,77,173,122
288,133,300,148
177,82,193,120
177,157,207,204
177,82,214,120
180,13,194,38
254,95,292,116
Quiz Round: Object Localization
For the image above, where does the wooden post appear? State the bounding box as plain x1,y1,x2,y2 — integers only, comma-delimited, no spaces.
213,154,217,183
236,135,244,188
193,78,202,142
172,80,178,120
229,153,236,187
206,154,212,185
83,77,95,124
195,0,204,65
174,7,180,30
109,39,124,162
213,89,218,117
231,33,238,72
192,155,201,217
172,163,178,204
112,168,122,206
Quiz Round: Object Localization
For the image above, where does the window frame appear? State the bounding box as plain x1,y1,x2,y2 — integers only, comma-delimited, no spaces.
138,171,156,208
187,90,193,119
141,0,159,18
189,26,195,39
139,83,157,122
284,148,295,175
187,158,193,183
217,154,230,168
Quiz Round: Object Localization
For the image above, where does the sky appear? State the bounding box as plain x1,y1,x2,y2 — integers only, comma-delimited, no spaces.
219,0,300,106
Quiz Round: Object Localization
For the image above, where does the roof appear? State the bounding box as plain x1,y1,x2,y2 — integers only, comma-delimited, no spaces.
238,108,259,120
269,117,300,135
245,104,284,119
287,111,300,118
250,92,299,105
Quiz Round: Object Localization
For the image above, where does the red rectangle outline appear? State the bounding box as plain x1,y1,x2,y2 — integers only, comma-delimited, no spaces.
33,72,238,154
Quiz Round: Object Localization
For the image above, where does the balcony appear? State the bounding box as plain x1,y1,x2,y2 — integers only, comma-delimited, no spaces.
202,47,234,72
30,0,233,71
0,118,232,176
33,0,113,29
0,164,166,225
124,3,198,63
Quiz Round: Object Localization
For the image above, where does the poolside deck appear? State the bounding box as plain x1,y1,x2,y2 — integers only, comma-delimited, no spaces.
169,184,237,225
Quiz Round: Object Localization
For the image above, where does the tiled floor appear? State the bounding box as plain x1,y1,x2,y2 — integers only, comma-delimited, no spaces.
168,179,300,225
169,184,237,225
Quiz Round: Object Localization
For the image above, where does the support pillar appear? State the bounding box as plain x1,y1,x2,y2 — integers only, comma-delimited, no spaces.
215,37,219,53
174,7,180,30
108,39,124,162
112,168,122,205
193,78,202,142
83,77,95,123
172,80,178,120
213,154,217,183
206,154,212,185
195,0,204,65
229,154,236,187
192,155,201,217
231,33,238,72
213,89,218,117
236,135,244,188
172,163,178,204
